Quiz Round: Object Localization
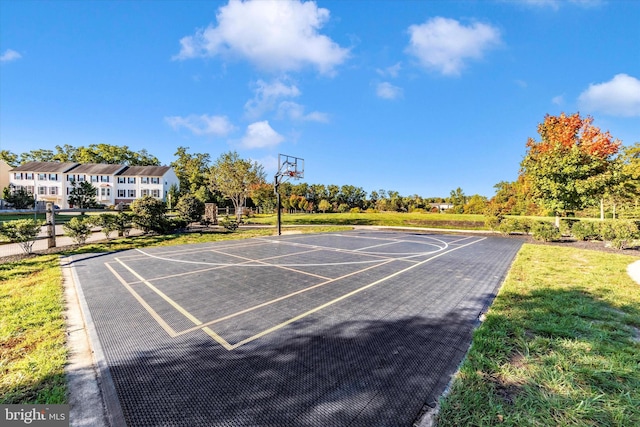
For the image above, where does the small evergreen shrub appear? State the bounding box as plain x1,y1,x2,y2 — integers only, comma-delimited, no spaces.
219,215,239,231
531,221,561,242
497,218,531,235
571,221,599,241
600,220,639,249
559,218,580,237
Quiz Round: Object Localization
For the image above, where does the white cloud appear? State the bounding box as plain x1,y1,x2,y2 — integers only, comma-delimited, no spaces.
376,82,403,100
245,78,301,119
517,0,602,9
173,0,349,75
552,94,564,105
277,101,329,122
406,17,502,76
241,121,285,148
578,74,640,117
376,62,402,78
165,114,236,136
0,49,22,63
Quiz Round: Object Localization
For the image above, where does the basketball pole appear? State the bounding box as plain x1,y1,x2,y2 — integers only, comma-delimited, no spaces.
274,174,282,236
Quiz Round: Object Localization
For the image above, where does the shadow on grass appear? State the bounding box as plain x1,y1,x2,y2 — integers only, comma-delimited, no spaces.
437,287,640,426
0,373,67,405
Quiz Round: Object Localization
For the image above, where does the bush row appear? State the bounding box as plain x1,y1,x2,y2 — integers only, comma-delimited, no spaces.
486,216,640,249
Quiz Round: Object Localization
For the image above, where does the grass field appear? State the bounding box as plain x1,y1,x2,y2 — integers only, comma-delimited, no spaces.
246,211,488,229
437,244,640,426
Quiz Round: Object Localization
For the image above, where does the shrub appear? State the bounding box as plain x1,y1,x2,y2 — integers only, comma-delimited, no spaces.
600,220,639,249
63,216,94,245
484,214,502,231
559,218,580,237
497,218,531,235
218,215,238,231
96,213,118,240
0,219,42,254
350,207,361,214
337,203,350,213
571,221,599,241
531,221,561,242
114,212,133,237
130,196,167,234
176,194,205,225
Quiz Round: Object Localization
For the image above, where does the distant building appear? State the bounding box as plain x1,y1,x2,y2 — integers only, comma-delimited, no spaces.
8,161,179,208
0,159,11,193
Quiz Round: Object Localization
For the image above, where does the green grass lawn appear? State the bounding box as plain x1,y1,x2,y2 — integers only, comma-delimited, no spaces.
246,211,488,229
437,244,640,426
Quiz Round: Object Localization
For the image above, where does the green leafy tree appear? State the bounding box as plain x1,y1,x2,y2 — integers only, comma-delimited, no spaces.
249,182,277,213
0,150,19,167
166,183,180,210
3,186,36,209
114,212,133,237
130,196,167,234
448,187,467,214
171,146,211,199
0,219,41,254
16,144,159,166
63,216,95,245
520,113,621,222
464,194,488,214
176,194,205,224
209,151,265,220
68,181,100,209
318,199,331,213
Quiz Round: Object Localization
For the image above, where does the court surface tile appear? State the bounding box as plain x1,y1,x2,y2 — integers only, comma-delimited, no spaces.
69,230,523,426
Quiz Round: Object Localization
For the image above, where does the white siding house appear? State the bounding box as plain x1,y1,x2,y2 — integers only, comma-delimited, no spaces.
7,162,179,208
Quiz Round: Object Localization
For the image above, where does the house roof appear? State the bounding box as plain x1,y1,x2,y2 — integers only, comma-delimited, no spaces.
116,166,171,177
11,161,79,173
69,163,127,175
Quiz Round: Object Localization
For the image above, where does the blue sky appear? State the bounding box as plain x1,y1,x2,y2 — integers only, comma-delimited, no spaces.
1,0,639,198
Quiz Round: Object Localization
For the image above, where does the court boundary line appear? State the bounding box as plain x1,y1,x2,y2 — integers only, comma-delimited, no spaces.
106,235,486,350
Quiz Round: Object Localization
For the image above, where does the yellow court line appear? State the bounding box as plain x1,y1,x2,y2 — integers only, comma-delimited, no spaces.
105,262,178,338
225,237,486,350
114,258,233,350
175,258,395,336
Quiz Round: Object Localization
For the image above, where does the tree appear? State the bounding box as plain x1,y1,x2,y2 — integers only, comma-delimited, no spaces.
318,199,331,213
63,216,95,245
130,196,167,233
3,186,36,209
0,219,41,254
0,150,19,167
464,194,488,214
448,187,467,213
68,181,100,209
171,146,211,198
520,113,621,222
15,144,160,166
209,151,265,220
249,182,277,213
176,194,205,224
95,214,118,240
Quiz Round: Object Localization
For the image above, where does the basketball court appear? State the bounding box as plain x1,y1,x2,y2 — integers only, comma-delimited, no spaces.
68,230,522,426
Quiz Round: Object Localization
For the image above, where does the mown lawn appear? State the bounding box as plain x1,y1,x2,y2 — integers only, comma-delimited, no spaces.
247,211,488,229
437,244,640,426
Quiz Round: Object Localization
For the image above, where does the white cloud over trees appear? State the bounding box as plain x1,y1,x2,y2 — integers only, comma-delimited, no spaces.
173,0,349,75
241,121,284,148
406,17,502,76
578,74,640,117
165,114,236,136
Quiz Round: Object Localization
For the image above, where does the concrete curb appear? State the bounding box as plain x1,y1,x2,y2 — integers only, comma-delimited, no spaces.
63,256,126,427
627,260,640,285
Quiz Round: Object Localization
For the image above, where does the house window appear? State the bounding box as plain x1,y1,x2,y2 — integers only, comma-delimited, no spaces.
152,189,160,198
38,186,47,195
127,189,136,198
49,187,59,195
101,176,110,183
127,177,136,184
49,174,58,181
151,177,160,184
117,177,125,183
101,188,111,197
91,175,99,182
141,177,149,184
25,173,34,180
141,189,150,197
25,186,34,194
38,173,47,180
77,175,85,182
117,189,126,198
67,175,75,182
14,173,23,180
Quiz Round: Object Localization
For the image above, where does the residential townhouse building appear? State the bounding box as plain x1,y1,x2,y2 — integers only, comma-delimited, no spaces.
7,161,179,208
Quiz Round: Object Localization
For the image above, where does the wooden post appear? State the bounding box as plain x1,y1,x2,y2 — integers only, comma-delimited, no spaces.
46,203,56,248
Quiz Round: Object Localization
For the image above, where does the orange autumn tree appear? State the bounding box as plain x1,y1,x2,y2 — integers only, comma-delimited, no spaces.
520,113,621,221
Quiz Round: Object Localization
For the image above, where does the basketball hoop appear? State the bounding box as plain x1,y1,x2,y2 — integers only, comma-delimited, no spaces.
274,154,305,236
